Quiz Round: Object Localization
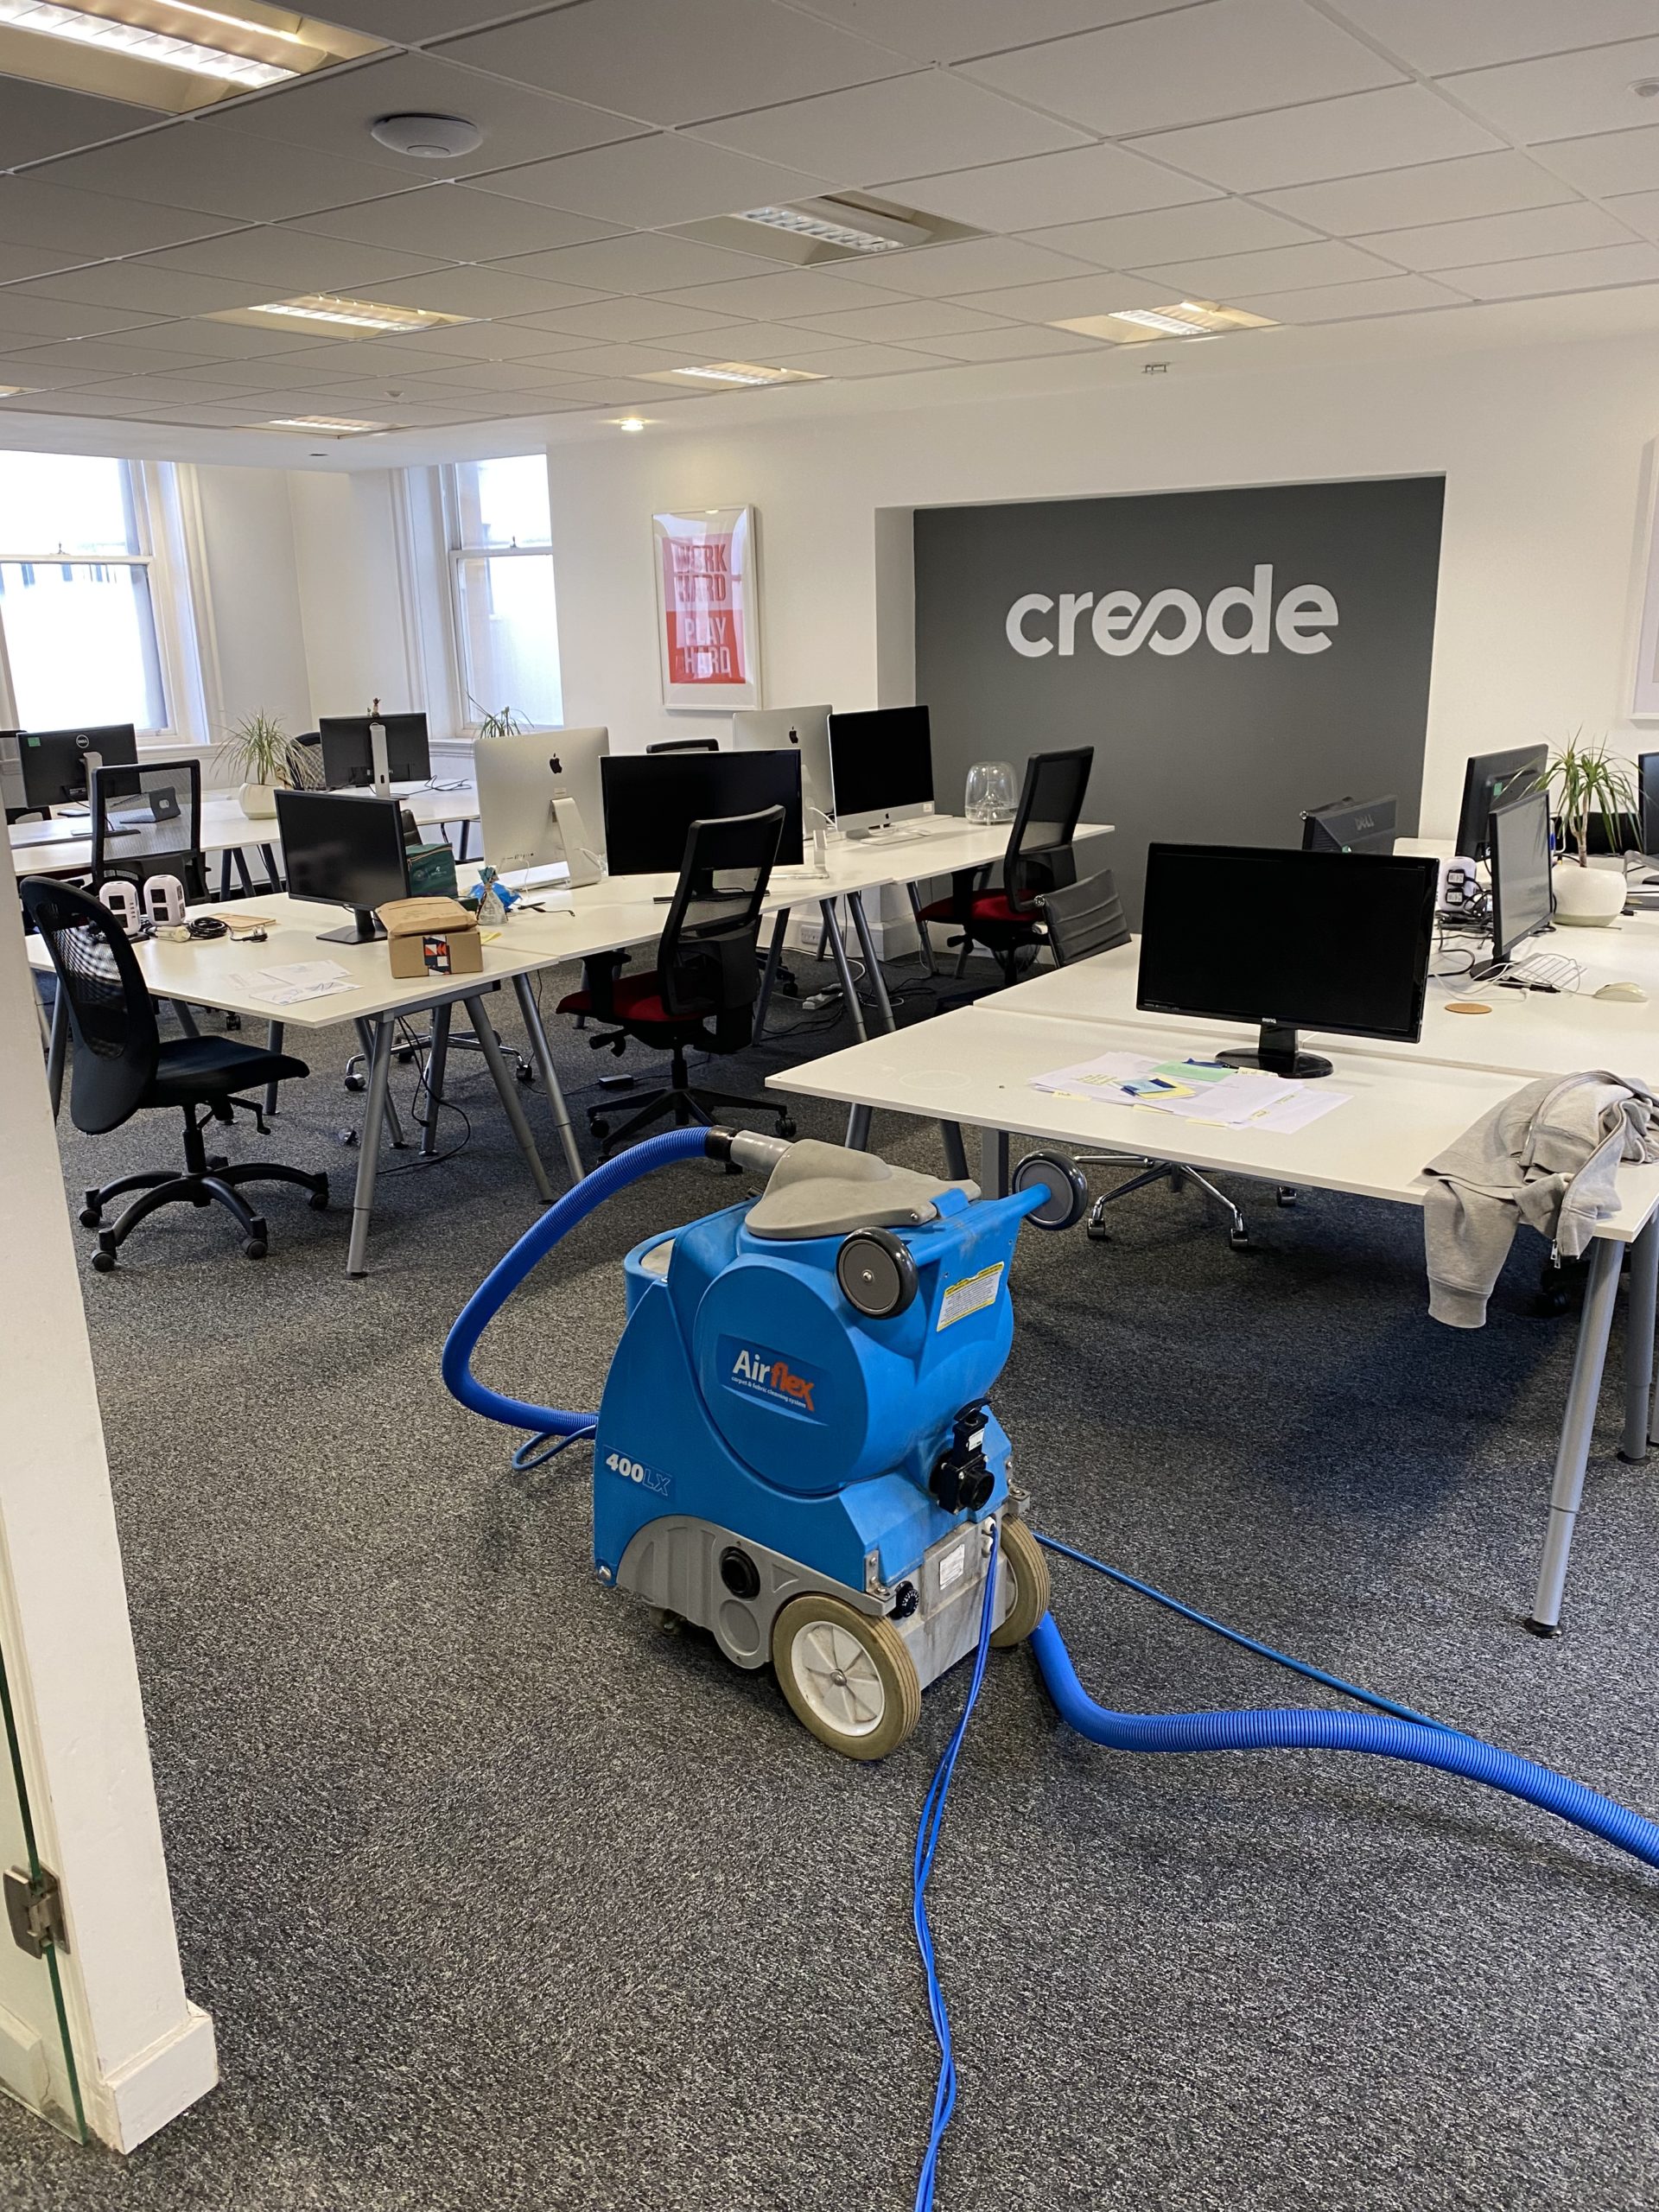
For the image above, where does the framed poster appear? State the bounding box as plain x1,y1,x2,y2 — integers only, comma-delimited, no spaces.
1632,444,1659,720
652,506,760,709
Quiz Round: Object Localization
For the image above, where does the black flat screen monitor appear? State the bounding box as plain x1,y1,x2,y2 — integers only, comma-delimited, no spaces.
1455,743,1548,861
1487,788,1554,965
17,722,137,810
826,705,933,833
1578,804,1645,855
318,712,430,791
1641,753,1659,856
1301,793,1397,855
275,787,409,943
601,751,803,881
1137,842,1439,1078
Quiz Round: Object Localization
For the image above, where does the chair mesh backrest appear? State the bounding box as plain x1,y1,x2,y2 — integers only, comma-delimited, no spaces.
1037,871,1131,966
290,734,327,791
92,758,204,894
659,805,785,1033
19,876,158,1134
1004,747,1095,912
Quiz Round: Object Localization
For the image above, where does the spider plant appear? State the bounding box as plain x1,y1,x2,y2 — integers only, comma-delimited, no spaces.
469,696,524,740
1547,734,1640,864
222,710,302,789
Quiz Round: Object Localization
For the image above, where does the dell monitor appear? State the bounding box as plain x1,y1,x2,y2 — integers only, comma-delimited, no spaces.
15,722,137,812
1455,743,1548,862
826,705,933,836
318,712,430,795
275,787,409,943
1137,843,1439,1078
1301,793,1397,855
474,723,607,889
1485,788,1554,968
733,704,833,821
601,751,803,893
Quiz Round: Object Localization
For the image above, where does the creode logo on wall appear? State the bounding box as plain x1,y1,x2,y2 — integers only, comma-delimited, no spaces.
1006,565,1338,658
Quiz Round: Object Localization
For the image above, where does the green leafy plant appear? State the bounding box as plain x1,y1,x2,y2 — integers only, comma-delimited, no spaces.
1547,734,1640,866
468,696,524,741
222,709,303,789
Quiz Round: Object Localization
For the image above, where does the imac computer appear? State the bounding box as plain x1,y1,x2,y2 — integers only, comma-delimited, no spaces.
12,722,137,812
275,787,409,943
1454,743,1548,862
318,712,430,797
1483,787,1554,969
601,751,802,895
733,705,833,821
826,705,933,836
1137,842,1439,1078
474,724,608,889
1300,793,1397,855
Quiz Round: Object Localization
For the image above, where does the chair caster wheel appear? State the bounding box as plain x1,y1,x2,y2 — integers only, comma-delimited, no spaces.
1085,1224,1111,1243
243,1238,267,1261
79,1205,102,1228
777,1116,798,1139
91,1247,116,1272
308,1183,330,1211
1229,1227,1251,1250
344,1073,366,1093
515,1064,536,1084
1276,1187,1297,1207
395,1046,415,1065
339,1128,359,1147
591,1119,609,1139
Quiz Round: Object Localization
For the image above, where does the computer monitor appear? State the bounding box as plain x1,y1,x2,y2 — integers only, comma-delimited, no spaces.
275,787,409,943
1642,753,1659,857
733,705,833,821
646,737,719,753
1137,843,1439,1078
14,722,138,811
0,732,25,817
1454,743,1548,861
474,724,607,889
317,712,430,793
1300,793,1397,855
1486,787,1554,967
826,705,933,836
601,751,803,892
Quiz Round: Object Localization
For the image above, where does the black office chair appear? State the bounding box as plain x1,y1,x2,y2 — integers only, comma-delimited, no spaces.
918,747,1094,984
556,806,798,1156
646,738,721,753
91,759,207,902
20,878,327,1269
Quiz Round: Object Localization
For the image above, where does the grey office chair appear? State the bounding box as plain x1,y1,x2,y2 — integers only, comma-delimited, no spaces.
1039,871,1292,1253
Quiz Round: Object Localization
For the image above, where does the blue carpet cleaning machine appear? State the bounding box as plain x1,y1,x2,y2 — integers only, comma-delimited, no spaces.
446,1125,1659,2202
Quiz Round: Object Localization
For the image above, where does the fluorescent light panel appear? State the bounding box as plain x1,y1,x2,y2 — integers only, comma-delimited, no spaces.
1052,300,1275,345
263,415,388,433
734,202,925,255
0,0,381,111
211,294,474,335
643,361,824,388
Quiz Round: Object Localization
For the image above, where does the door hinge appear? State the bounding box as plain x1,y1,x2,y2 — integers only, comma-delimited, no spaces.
4,1866,67,1959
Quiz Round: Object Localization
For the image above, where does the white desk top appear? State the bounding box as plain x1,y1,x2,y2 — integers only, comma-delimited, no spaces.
10,785,480,876
768,1002,1659,1241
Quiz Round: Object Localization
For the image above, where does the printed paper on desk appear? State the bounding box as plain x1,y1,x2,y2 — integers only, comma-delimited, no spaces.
225,959,355,1007
1030,1049,1160,1094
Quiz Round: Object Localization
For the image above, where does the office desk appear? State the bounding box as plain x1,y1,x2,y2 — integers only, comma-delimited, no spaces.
766,1002,1659,1631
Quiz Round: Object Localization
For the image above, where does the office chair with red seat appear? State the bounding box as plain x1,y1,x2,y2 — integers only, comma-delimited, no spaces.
557,805,798,1156
918,746,1095,984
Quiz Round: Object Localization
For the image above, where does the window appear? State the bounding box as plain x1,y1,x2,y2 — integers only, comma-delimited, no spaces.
0,452,170,734
443,455,563,728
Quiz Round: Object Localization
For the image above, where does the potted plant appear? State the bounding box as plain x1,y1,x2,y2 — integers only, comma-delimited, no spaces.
470,697,524,741
1548,735,1638,926
223,711,302,818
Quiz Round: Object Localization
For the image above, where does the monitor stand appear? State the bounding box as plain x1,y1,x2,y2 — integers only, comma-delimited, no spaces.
319,908,385,944
1217,1020,1332,1080
369,720,391,802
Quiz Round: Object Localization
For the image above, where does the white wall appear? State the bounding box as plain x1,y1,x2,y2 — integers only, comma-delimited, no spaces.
545,328,1659,837
190,466,312,760
287,470,420,727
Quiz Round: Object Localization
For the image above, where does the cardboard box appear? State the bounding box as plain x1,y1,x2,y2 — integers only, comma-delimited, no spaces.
378,896,484,981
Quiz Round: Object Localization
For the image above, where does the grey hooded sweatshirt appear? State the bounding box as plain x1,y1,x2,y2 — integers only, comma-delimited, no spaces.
1422,1069,1659,1328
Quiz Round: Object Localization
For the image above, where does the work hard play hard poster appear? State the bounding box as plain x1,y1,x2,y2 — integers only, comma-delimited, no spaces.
653,506,761,709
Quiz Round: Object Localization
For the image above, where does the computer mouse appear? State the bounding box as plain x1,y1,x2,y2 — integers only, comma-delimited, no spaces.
1595,981,1649,1003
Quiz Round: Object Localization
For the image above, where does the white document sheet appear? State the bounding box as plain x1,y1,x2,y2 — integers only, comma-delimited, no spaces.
224,959,356,1007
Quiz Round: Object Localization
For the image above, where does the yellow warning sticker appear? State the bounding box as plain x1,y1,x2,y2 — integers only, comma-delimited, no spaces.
937,1263,1004,1331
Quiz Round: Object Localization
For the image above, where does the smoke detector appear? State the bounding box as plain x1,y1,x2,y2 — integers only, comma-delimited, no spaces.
371,112,482,159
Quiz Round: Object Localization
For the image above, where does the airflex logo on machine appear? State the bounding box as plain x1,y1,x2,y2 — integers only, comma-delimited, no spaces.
723,1338,826,1419
1005,563,1338,659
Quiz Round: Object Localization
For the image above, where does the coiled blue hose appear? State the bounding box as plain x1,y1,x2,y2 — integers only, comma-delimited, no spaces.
1029,1614,1659,1869
442,1127,711,1437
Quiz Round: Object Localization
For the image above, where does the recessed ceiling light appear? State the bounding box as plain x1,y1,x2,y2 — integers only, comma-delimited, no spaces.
0,1,380,111
1052,300,1274,345
734,199,931,254
260,415,389,435
0,385,30,397
0,0,288,84
209,293,474,335
616,416,647,432
642,360,825,388
371,111,482,159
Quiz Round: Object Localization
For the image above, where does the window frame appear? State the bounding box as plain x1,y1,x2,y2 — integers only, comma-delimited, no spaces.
439,456,562,734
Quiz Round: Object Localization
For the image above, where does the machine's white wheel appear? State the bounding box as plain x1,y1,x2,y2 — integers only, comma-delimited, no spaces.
772,1594,921,1761
990,1519,1051,1649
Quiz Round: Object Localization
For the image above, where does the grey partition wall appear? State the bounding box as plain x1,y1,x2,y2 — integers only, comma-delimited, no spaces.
912,475,1445,924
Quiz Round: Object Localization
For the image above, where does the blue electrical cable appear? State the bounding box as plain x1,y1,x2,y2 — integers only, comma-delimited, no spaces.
912,1521,1001,2212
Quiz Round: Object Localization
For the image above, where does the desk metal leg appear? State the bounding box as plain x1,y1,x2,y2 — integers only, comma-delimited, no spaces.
422,1002,451,1159
456,819,474,862
218,851,232,900
467,993,554,1204
1622,1217,1658,1463
847,1103,873,1151
170,1001,200,1039
906,883,937,976
847,890,895,1033
354,1017,407,1149
981,1128,1010,1199
264,1022,283,1117
231,847,256,897
511,972,583,1185
1527,1235,1624,1636
46,986,67,1118
33,982,48,1050
259,842,280,892
346,1016,394,1278
753,908,790,1046
941,1121,969,1180
820,899,868,1043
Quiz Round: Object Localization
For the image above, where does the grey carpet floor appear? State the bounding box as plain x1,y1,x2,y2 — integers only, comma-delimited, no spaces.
4,951,1659,2212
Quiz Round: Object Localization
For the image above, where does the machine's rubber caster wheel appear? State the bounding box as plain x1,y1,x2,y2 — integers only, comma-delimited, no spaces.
649,1606,683,1634
1276,1187,1297,1208
91,1246,116,1274
344,1072,366,1093
1085,1223,1111,1243
990,1519,1051,1649
772,1593,921,1761
777,1116,798,1139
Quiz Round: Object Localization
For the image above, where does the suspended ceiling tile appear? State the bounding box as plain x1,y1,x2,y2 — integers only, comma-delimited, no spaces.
0,292,172,340
65,373,256,404
744,341,950,375
691,73,1090,187
943,270,1179,321
0,74,164,168
1223,272,1471,320
1259,149,1577,234
651,265,916,316
488,230,789,295
906,321,1104,359
296,181,620,259
512,296,755,341
884,145,1218,234
1329,0,1659,78
1028,200,1318,269
1535,127,1659,198
139,226,446,292
785,0,1199,66
1129,84,1502,194
360,266,613,318
1135,238,1403,296
0,240,82,280
28,121,414,225
277,1,564,41
0,175,236,258
1435,239,1659,297
435,0,912,129
840,235,1103,296
534,339,714,374
1607,190,1659,243
463,135,836,226
10,260,276,315
255,335,485,373
1360,200,1641,274
0,348,125,385
784,298,1014,340
1442,39,1659,146
4,335,220,375
108,316,325,357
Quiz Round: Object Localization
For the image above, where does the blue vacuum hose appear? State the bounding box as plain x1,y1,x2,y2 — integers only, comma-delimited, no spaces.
1029,1614,1659,1869
442,1127,712,1437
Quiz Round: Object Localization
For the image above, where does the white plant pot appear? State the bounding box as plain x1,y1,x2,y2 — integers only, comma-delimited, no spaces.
1551,861,1627,926
238,781,280,818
